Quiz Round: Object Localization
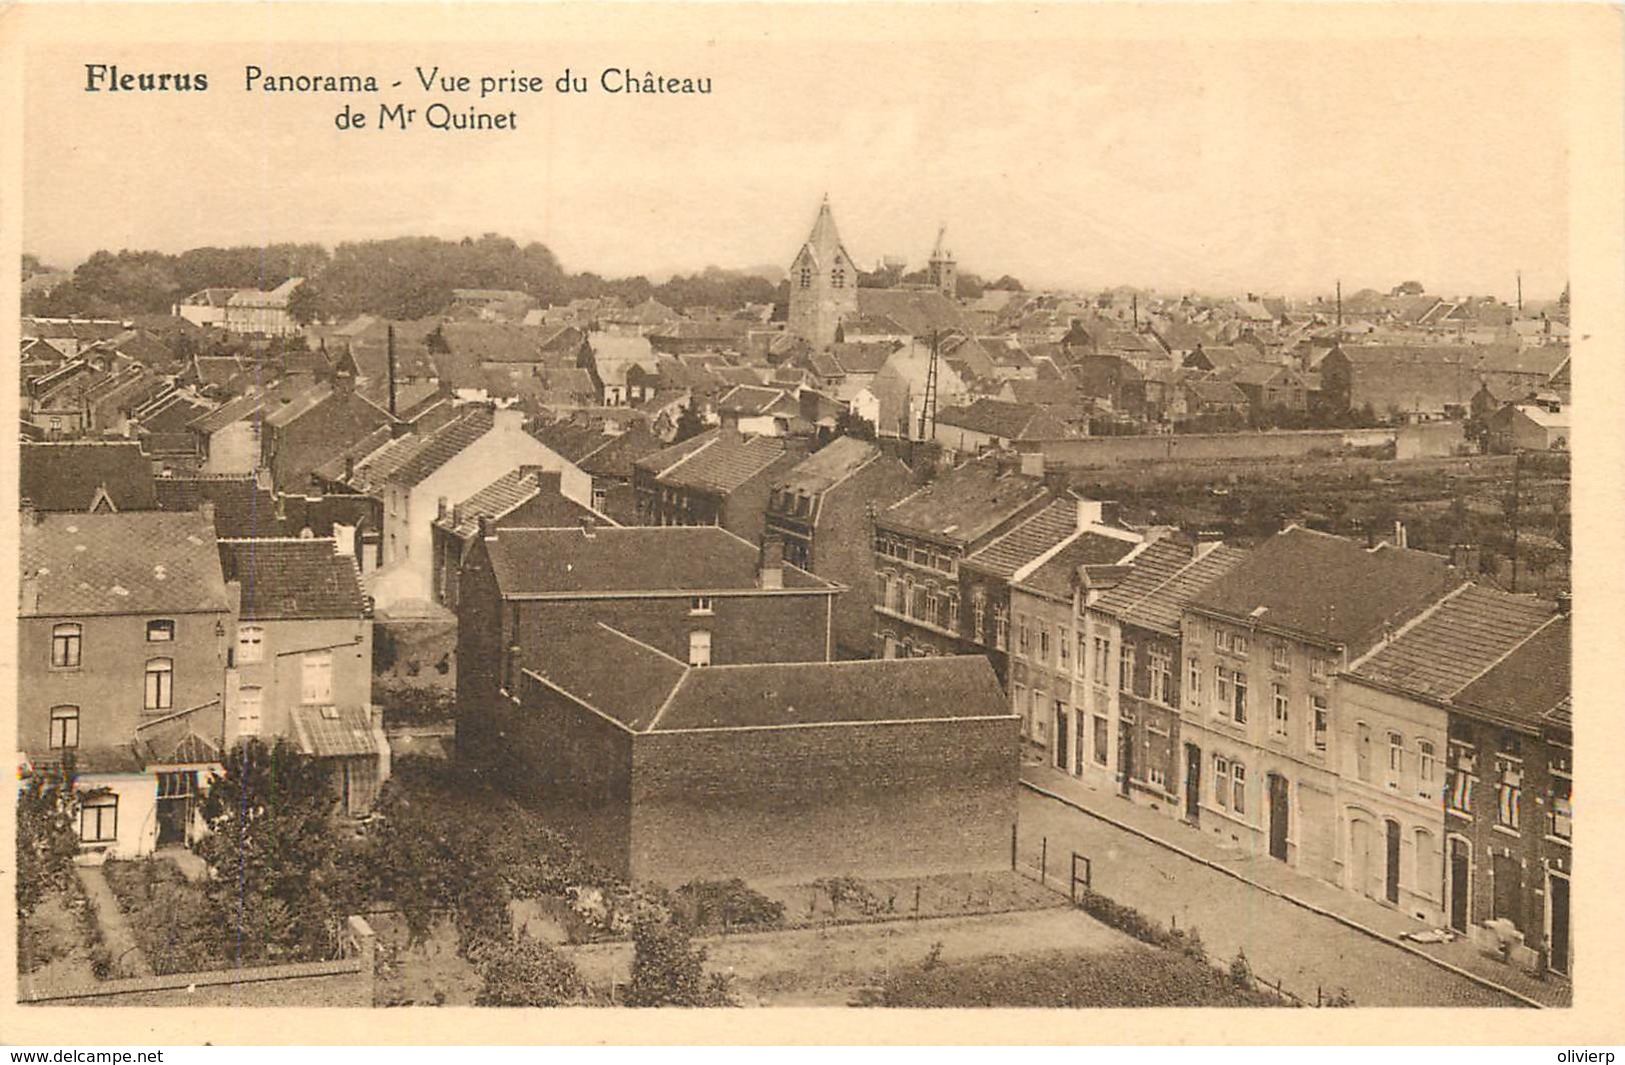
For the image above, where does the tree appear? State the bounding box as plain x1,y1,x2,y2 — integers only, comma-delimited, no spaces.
834,407,876,442
473,936,587,1006
16,761,80,920
672,404,707,443
1390,281,1425,297
988,275,1025,291
623,916,733,1006
196,738,356,961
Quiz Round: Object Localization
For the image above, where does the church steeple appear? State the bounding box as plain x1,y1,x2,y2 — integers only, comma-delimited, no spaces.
788,196,860,349
928,224,957,298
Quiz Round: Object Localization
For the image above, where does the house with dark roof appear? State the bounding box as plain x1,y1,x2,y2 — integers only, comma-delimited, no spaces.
19,509,234,858
1178,526,1467,880
1439,611,1570,976
573,421,666,523
1317,343,1487,421
762,437,915,658
871,456,1052,662
20,441,159,513
1337,584,1559,932
934,398,1079,457
460,625,1018,884
454,524,842,730
215,537,384,816
155,472,282,539
714,384,803,436
633,428,804,545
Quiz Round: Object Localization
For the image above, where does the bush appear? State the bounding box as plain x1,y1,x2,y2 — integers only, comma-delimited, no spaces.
623,916,733,1007
103,860,226,975
813,876,891,918
472,936,586,1007
373,681,456,728
16,764,80,921
672,879,785,933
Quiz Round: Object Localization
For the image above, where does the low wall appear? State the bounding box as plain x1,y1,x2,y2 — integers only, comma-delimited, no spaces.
1033,429,1398,470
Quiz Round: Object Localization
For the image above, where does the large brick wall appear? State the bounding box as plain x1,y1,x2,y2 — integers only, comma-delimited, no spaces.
628,716,1020,885
1034,428,1405,470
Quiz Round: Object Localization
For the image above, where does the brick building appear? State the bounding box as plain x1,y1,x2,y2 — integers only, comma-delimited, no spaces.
1444,613,1571,977
632,429,803,545
455,524,841,726
763,437,915,657
461,625,1018,884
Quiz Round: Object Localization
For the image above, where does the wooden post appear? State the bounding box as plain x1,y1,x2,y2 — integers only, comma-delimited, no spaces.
1040,836,1048,885
913,885,921,921
1010,822,1018,870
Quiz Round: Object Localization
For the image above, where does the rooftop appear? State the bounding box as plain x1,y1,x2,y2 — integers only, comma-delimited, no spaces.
1350,585,1558,701
1453,614,1570,733
20,510,229,617
20,441,159,513
218,538,367,621
965,499,1091,580
877,457,1047,546
636,430,792,495
772,436,882,497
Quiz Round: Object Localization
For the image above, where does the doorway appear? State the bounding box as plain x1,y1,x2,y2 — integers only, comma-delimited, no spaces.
1384,819,1402,904
1267,774,1289,861
155,770,196,848
1054,705,1069,772
1183,743,1202,823
1548,872,1570,976
1448,837,1471,933
1493,851,1523,930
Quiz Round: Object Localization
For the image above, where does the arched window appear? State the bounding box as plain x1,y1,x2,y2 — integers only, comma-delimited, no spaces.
144,658,173,712
51,623,82,668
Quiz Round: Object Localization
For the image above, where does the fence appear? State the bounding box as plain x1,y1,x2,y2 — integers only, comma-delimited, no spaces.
1010,830,1335,1007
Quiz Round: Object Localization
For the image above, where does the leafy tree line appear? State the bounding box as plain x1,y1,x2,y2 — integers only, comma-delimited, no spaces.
23,236,782,323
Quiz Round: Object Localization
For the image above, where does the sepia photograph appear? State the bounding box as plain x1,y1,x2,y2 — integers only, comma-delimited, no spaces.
2,0,1621,1046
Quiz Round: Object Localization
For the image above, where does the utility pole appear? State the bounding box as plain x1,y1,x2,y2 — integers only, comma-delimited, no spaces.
1517,271,1523,313
917,329,940,442
386,323,398,418
1509,448,1522,593
1336,280,1343,342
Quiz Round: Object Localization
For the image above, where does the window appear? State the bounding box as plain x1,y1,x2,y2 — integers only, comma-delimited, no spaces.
237,625,265,664
1215,667,1231,713
1418,740,1436,784
1231,671,1248,724
1017,616,1030,657
144,657,173,711
1311,695,1329,751
1495,756,1521,829
993,607,1008,651
157,770,196,800
1058,628,1071,670
1038,626,1051,665
1149,650,1170,705
1310,656,1329,682
1214,756,1231,808
592,486,607,512
972,597,986,642
1232,634,1248,657
301,651,333,704
1272,643,1290,670
1549,779,1572,841
688,630,712,667
1119,641,1135,693
79,793,118,843
831,267,846,289
1388,731,1405,785
798,266,812,289
1076,632,1087,676
1012,684,1026,726
1187,657,1201,704
1356,722,1372,782
1093,716,1109,765
49,705,79,749
1094,637,1110,684
1447,767,1474,815
1271,684,1289,736
237,686,263,736
1232,763,1246,814
1214,628,1226,652
1148,765,1167,788
51,623,82,668
690,596,714,615
146,619,175,642
877,574,889,608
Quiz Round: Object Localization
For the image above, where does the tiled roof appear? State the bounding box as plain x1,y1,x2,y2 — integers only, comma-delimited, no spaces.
532,420,612,463
937,398,1076,442
1089,539,1196,615
829,342,896,374
877,457,1048,546
291,705,379,758
20,441,159,512
1014,529,1145,600
218,538,365,620
773,436,880,496
484,526,836,597
1350,585,1558,701
964,499,1084,579
1116,544,1251,635
855,289,975,336
717,385,790,415
435,470,600,539
1191,526,1460,651
439,321,542,364
21,511,229,617
576,423,664,480
373,406,495,489
155,475,281,539
1453,614,1569,732
639,430,791,495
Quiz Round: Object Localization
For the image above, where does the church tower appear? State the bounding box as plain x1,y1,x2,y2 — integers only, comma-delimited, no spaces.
927,225,957,298
788,196,860,349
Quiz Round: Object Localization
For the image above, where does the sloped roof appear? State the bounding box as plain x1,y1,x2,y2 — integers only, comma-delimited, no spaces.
1090,538,1199,615
637,430,791,495
1014,528,1146,600
936,398,1076,442
1452,614,1570,732
1191,526,1461,651
21,510,229,616
576,423,664,480
439,321,543,364
218,538,366,620
531,419,612,463
155,475,281,539
773,436,880,497
1114,544,1252,635
291,705,379,758
878,457,1047,546
483,526,836,597
965,499,1085,579
828,341,896,374
1350,585,1558,701
856,289,974,336
385,406,497,488
20,441,159,512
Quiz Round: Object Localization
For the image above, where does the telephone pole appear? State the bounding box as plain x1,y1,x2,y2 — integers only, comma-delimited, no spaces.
1509,449,1522,593
917,330,940,442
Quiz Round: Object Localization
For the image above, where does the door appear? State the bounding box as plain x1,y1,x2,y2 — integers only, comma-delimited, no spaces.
156,798,189,847
1054,705,1069,771
1384,820,1402,904
1183,743,1202,823
1548,873,1570,976
1449,838,1470,933
1073,710,1085,778
1493,851,1523,930
1268,774,1290,861
1118,722,1134,796
1349,819,1373,898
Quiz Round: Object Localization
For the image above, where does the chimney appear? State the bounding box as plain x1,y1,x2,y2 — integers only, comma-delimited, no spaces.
579,514,597,539
1450,543,1481,577
437,496,449,520
758,535,785,590
199,501,216,533
1393,520,1407,549
1074,497,1105,530
451,503,464,529
20,571,39,614
345,456,356,482
1556,591,1571,615
478,515,495,540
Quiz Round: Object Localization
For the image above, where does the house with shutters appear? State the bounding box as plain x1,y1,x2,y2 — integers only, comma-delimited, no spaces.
18,509,234,857
460,623,1017,885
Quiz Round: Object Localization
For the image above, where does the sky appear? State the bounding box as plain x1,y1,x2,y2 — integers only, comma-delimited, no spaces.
23,25,1570,301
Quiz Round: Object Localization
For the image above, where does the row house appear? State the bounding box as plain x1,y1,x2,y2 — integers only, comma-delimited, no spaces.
871,457,1050,661
1001,520,1157,760
455,524,841,725
1442,614,1572,978
1073,539,1250,795
1178,527,1465,879
762,437,915,658
632,429,802,545
1337,585,1558,927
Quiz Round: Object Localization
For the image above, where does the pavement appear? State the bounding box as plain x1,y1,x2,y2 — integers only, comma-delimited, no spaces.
1020,762,1570,1007
73,863,153,978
